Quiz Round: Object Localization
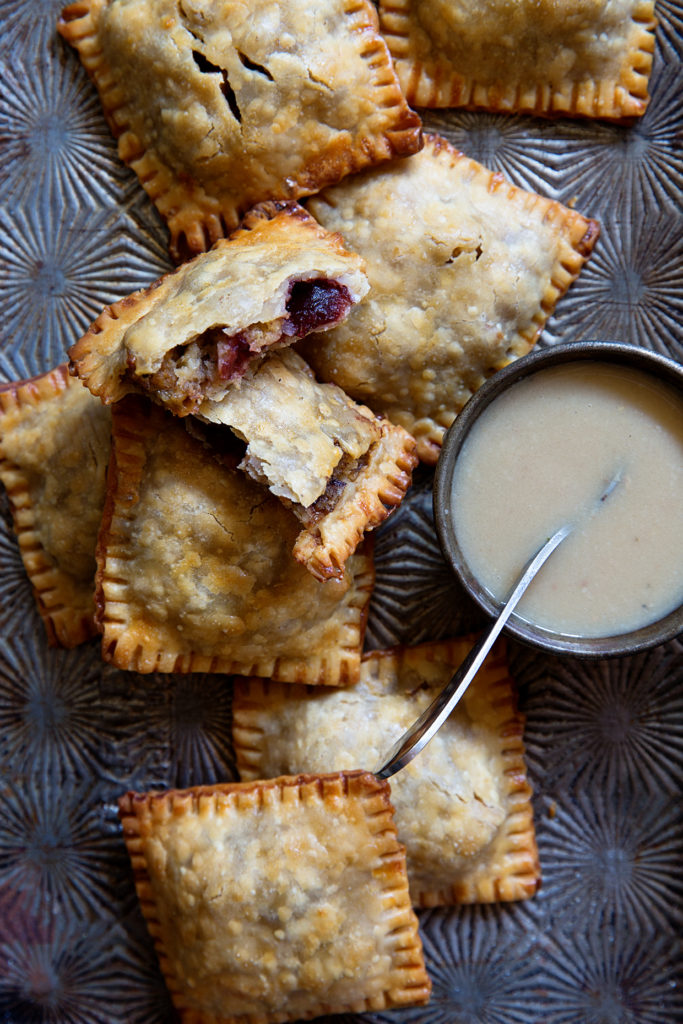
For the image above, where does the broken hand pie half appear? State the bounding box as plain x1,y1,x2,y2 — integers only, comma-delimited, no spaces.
0,366,111,648
118,772,431,1023
96,396,374,682
233,640,540,906
69,202,368,416
59,0,422,260
301,133,599,462
379,0,657,119
200,348,418,581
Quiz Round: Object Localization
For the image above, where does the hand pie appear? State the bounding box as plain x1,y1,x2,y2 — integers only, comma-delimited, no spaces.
233,640,540,906
379,0,657,119
69,202,368,416
96,396,374,682
300,134,599,461
119,771,431,1023
0,366,111,647
201,348,418,580
58,0,422,261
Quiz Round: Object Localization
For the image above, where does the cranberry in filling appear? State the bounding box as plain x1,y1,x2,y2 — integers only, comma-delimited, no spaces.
215,329,252,380
283,278,352,338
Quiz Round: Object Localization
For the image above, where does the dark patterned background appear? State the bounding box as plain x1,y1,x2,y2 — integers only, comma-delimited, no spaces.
0,1,681,1021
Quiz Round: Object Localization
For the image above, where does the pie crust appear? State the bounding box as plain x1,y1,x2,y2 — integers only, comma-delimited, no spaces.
96,396,374,681
58,0,422,261
378,0,657,119
301,133,599,461
0,366,111,647
233,639,540,906
118,771,431,1023
69,202,368,415
200,348,418,580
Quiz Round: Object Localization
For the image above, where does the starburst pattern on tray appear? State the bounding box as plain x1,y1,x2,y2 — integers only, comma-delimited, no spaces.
538,789,683,935
0,43,123,209
0,776,130,921
532,61,683,217
0,526,39,639
422,111,568,200
0,0,66,51
97,664,174,794
0,912,135,1024
0,636,112,779
656,0,683,60
0,202,172,379
164,673,237,789
371,907,542,1024
542,207,683,360
513,641,683,797
541,925,683,1024
366,472,487,650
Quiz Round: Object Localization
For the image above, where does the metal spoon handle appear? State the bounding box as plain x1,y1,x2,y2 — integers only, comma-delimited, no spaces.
374,522,572,780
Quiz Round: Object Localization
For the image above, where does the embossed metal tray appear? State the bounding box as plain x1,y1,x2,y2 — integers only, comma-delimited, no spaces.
0,2,681,1021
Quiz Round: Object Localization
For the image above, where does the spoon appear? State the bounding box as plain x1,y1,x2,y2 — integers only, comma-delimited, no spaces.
374,470,623,780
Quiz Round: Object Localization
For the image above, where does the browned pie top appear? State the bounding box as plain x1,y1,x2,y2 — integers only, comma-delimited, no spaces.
379,0,656,119
0,366,111,647
97,397,374,681
59,0,422,258
118,772,431,1023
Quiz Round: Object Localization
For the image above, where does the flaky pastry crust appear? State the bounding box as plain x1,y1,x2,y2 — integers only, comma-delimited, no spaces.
201,349,418,580
58,0,422,260
0,366,111,647
118,771,431,1023
379,0,656,120
233,639,540,906
96,396,374,682
69,202,368,415
302,134,599,461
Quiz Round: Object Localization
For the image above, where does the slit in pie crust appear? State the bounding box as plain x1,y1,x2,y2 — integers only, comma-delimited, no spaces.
96,395,374,681
233,639,540,906
58,0,423,260
378,0,657,120
200,348,418,581
300,133,600,462
0,366,111,647
68,202,369,417
118,771,431,1023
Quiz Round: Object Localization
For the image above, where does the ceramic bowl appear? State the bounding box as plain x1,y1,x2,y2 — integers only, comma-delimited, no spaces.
433,341,683,658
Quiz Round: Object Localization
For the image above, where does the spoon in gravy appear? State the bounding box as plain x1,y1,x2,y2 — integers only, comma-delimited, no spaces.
375,471,622,780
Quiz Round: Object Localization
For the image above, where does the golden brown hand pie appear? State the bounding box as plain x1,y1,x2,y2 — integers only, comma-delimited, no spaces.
69,202,368,416
379,0,656,119
119,771,430,1024
0,366,111,647
58,0,422,261
300,133,599,461
201,348,418,580
233,639,540,906
96,396,374,681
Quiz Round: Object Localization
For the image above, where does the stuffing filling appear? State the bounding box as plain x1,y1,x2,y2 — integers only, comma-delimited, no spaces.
132,278,353,415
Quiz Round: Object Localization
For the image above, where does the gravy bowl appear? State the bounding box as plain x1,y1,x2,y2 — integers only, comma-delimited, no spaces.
433,341,683,658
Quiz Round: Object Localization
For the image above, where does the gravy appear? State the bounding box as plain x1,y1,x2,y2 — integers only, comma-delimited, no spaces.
450,362,683,637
